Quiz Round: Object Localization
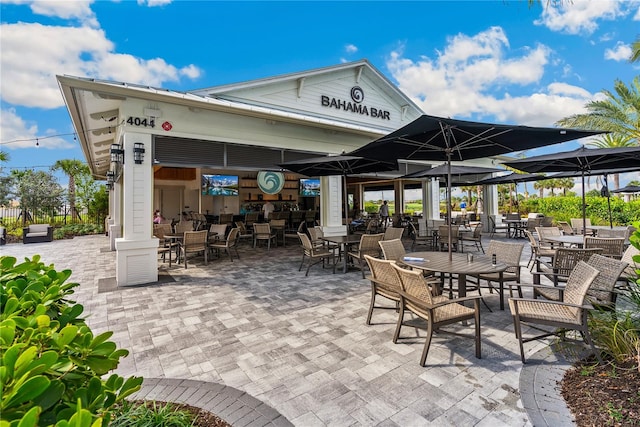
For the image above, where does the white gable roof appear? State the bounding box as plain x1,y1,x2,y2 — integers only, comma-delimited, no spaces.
191,59,423,132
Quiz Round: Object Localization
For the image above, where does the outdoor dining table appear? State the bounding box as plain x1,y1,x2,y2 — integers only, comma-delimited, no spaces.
320,234,362,273
542,234,585,248
400,251,509,309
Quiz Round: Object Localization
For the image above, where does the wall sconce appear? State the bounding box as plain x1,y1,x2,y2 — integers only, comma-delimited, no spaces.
133,142,145,164
105,182,113,191
106,170,115,184
110,144,124,164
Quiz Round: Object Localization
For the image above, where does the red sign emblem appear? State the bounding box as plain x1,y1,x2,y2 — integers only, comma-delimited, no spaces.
162,121,172,131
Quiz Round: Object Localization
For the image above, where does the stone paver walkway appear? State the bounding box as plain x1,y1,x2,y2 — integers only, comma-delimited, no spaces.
2,233,583,426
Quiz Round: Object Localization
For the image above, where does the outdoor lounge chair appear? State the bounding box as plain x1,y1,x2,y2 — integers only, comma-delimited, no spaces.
391,263,482,366
509,260,601,363
22,224,53,244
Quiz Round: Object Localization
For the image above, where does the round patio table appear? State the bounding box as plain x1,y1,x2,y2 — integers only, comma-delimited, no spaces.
542,235,585,248
401,251,509,309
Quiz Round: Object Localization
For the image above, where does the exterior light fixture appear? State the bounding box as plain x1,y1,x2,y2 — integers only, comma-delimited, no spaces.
133,142,145,164
110,144,124,164
106,170,115,184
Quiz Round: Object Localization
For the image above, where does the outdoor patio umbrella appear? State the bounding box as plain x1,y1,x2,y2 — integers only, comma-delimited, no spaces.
350,114,602,258
278,155,398,228
611,184,640,194
503,146,640,235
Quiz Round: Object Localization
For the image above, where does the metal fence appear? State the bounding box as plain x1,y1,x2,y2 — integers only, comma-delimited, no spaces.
0,205,104,229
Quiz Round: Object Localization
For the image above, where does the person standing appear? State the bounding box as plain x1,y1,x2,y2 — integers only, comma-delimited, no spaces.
262,200,275,220
379,200,389,228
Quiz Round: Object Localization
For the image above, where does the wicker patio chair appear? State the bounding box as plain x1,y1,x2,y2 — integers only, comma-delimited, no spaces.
208,224,228,243
408,222,434,251
536,226,564,248
244,212,259,227
458,223,484,253
437,225,459,252
348,233,384,278
270,219,286,246
509,260,601,363
364,255,402,325
525,230,555,270
474,240,525,311
571,218,592,235
175,221,194,234
391,263,482,366
621,244,640,281
253,223,277,250
219,213,234,225
532,247,603,300
378,239,406,261
297,232,335,276
209,227,240,262
153,223,178,266
178,230,208,269
489,215,509,238
557,221,575,236
584,236,625,260
383,227,404,241
595,228,627,238
234,221,253,244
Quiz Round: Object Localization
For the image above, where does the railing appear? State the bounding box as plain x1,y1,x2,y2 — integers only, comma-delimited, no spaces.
0,205,103,228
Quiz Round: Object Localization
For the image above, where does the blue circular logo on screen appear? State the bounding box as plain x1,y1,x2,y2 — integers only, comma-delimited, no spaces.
257,171,284,194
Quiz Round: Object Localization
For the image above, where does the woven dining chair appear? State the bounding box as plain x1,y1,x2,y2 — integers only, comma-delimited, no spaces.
363,255,402,325
509,260,601,363
621,244,640,282
297,232,335,276
348,233,384,278
378,239,406,261
391,263,482,366
234,221,253,244
178,230,208,269
532,247,603,300
525,230,556,270
253,222,277,250
584,236,625,260
209,227,240,262
408,222,434,251
383,227,404,241
458,223,484,253
474,240,525,310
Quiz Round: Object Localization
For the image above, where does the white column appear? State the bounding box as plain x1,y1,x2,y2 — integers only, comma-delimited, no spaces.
320,175,347,236
481,184,499,233
115,132,159,286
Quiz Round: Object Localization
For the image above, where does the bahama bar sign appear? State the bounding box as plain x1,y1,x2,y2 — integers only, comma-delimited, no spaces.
320,86,390,120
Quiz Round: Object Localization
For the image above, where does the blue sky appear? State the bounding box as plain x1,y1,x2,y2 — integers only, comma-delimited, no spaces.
1,0,639,195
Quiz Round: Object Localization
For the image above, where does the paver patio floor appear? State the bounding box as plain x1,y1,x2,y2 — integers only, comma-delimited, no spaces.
2,232,579,426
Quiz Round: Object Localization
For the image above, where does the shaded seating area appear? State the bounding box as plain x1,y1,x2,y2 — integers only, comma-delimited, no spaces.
583,236,625,260
22,224,53,244
458,223,484,253
474,240,525,310
509,261,601,363
253,223,277,250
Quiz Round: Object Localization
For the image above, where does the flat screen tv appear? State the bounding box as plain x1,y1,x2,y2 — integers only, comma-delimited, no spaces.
299,178,320,197
201,174,239,196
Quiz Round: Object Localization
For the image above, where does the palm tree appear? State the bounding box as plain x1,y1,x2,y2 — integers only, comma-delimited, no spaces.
52,159,89,221
630,36,640,63
556,77,640,142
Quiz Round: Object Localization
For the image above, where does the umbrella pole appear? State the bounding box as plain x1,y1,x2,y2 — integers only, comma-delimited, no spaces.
581,172,587,236
445,129,453,261
604,175,613,228
343,175,349,234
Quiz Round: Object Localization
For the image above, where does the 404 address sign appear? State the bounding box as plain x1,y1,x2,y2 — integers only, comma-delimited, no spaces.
127,116,155,127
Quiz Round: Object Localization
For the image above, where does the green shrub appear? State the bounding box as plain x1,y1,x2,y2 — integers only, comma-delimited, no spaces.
0,255,142,427
588,222,640,367
110,401,196,427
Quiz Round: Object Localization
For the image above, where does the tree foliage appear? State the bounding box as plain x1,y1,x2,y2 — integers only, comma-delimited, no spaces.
9,170,64,221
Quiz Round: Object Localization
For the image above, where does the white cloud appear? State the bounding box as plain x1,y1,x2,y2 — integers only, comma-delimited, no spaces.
635,6,640,20
345,44,358,54
604,41,632,61
137,0,173,6
0,108,74,150
385,27,591,127
0,21,203,109
534,0,626,35
3,0,99,27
